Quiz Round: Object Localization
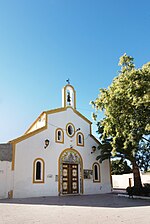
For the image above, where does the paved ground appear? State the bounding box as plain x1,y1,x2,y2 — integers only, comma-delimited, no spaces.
0,193,150,224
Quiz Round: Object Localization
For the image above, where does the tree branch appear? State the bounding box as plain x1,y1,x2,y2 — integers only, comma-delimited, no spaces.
142,136,150,143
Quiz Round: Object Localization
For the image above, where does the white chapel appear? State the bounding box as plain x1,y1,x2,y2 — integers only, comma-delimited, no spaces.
0,83,112,199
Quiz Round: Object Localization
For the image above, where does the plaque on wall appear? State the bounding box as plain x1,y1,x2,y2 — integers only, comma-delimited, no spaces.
84,169,93,179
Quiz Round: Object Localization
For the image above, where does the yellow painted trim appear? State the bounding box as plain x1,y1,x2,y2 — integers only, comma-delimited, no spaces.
46,107,92,125
73,109,92,124
9,126,47,144
76,132,84,146
55,128,64,144
9,112,47,172
33,158,45,184
11,143,15,171
92,162,101,183
46,107,66,115
8,89,95,176
58,157,60,193
58,148,84,194
25,112,46,134
9,107,92,145
63,84,76,109
90,124,92,135
64,86,66,108
66,122,75,137
90,134,100,144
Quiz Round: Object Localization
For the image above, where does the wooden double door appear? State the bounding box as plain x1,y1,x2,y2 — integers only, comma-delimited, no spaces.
62,163,79,194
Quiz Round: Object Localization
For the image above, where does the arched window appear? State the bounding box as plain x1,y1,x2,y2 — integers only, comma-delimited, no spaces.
55,128,64,143
92,162,100,182
76,132,84,146
58,131,61,140
36,161,41,180
78,135,82,144
33,158,45,183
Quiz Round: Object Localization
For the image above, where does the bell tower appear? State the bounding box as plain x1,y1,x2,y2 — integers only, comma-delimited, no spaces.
62,81,76,109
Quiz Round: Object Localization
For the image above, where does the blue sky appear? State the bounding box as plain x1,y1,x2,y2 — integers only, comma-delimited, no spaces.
0,0,150,142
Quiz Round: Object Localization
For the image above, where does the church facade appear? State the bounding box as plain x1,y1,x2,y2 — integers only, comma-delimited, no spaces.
0,84,112,199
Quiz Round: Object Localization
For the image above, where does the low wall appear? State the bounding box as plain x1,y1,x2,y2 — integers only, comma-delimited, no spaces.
0,144,12,161
112,173,150,189
0,161,13,199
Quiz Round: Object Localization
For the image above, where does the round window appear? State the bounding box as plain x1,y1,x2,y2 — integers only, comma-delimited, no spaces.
66,123,75,137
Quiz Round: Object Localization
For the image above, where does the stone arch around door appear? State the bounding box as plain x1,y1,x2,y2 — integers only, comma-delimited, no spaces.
58,148,83,195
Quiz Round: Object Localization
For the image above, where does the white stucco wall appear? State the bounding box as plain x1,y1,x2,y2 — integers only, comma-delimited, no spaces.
13,107,111,198
0,161,13,199
142,173,150,184
112,174,134,189
84,159,111,194
112,173,150,189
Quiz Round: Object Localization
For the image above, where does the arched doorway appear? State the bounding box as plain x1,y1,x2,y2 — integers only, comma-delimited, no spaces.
58,148,83,195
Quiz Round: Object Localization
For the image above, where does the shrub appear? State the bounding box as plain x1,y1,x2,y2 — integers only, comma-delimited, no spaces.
143,183,150,196
126,185,150,197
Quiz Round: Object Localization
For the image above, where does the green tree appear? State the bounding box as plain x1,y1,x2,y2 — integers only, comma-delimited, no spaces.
111,159,132,175
91,53,150,188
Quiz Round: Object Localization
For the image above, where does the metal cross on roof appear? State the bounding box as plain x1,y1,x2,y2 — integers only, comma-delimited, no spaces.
66,78,70,84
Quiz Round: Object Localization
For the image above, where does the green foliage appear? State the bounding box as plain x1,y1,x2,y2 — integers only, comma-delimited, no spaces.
96,124,112,163
119,53,135,72
91,54,150,188
136,138,150,172
111,159,132,175
91,54,150,162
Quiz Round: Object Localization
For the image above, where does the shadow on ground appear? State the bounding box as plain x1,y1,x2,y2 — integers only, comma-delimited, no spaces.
0,193,150,208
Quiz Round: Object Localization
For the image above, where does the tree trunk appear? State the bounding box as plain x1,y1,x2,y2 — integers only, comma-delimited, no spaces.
132,160,142,188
